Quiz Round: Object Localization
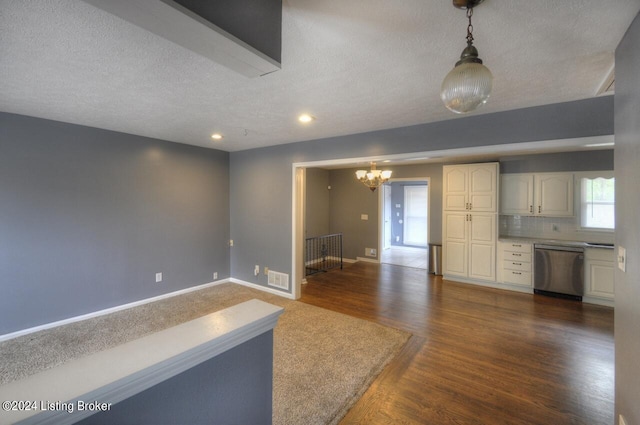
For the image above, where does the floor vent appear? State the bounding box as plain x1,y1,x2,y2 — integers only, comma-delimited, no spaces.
268,270,289,290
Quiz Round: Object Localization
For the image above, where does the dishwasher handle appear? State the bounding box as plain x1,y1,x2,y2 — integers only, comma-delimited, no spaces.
534,244,584,253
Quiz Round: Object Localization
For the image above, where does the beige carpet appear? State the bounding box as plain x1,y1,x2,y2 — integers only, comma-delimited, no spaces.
0,283,410,424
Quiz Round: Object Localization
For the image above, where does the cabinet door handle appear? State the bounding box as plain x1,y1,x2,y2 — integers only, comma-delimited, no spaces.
469,203,472,210
538,206,541,213
513,253,521,257
466,202,470,210
513,272,522,275
529,205,533,213
513,262,522,266
513,244,521,247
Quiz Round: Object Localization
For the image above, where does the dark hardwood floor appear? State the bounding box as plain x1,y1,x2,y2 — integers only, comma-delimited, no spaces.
300,262,614,425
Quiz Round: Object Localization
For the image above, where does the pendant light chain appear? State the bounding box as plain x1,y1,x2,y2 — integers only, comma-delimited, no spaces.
466,7,474,45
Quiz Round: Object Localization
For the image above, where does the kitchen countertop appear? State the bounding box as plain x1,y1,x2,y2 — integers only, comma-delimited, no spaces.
499,236,615,249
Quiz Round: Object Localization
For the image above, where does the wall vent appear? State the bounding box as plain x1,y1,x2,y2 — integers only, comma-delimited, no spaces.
268,270,289,290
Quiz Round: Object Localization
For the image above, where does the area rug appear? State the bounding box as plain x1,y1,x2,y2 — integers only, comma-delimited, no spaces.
0,283,410,424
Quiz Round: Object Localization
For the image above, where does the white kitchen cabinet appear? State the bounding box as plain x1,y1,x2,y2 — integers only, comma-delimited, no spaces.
444,212,496,281
444,163,498,212
500,174,534,215
584,248,615,301
535,173,574,216
500,172,573,217
497,241,533,287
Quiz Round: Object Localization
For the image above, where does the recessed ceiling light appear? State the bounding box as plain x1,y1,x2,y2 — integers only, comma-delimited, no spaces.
298,114,315,123
211,133,223,140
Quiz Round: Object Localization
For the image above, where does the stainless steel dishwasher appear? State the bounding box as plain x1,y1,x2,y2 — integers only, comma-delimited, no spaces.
534,244,585,300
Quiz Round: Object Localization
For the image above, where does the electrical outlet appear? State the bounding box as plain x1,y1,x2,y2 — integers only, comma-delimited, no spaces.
264,267,269,275
618,246,626,272
254,265,260,276
366,248,377,257
213,272,218,280
361,214,368,220
229,239,234,247
155,272,162,283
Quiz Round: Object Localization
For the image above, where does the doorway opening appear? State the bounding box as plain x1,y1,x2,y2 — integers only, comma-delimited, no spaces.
380,179,430,269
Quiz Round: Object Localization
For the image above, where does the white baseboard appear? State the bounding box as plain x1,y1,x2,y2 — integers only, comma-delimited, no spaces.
229,278,296,300
0,279,230,343
356,257,379,263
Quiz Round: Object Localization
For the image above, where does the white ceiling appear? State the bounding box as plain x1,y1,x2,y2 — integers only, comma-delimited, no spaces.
1,0,638,152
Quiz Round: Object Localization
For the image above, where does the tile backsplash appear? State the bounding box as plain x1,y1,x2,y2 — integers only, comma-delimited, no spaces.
499,215,615,243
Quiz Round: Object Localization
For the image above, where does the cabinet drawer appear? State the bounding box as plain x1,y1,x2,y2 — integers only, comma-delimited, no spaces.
503,270,532,287
502,242,532,253
503,260,531,272
504,251,531,261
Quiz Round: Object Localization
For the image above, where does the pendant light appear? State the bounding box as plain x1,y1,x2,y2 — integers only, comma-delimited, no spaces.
441,0,493,114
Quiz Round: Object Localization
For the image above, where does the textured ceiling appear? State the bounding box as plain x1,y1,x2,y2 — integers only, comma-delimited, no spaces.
1,0,638,152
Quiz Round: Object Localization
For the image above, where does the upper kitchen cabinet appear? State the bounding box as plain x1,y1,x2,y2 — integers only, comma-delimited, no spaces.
444,163,498,212
500,172,574,217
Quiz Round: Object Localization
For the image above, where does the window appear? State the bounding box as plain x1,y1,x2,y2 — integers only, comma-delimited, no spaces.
580,175,615,230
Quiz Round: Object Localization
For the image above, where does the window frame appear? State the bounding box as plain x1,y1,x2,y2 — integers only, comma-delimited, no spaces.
575,170,615,232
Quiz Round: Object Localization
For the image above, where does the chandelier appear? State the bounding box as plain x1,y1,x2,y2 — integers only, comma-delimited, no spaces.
441,0,493,114
355,163,392,192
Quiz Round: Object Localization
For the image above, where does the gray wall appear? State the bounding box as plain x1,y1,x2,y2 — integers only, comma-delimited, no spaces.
304,168,330,238
614,12,640,425
229,97,613,293
500,150,614,173
0,113,230,335
327,168,379,260
78,331,273,425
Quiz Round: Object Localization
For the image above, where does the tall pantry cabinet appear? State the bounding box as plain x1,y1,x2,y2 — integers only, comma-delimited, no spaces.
443,163,499,282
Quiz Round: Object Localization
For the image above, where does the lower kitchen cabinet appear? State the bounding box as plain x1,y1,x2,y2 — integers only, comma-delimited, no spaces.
497,241,533,288
584,248,615,302
443,212,496,281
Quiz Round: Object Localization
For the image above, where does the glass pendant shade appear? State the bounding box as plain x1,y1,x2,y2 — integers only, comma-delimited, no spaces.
441,61,493,114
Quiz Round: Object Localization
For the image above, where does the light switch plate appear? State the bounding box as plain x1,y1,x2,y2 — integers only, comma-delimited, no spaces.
361,214,368,220
618,246,626,272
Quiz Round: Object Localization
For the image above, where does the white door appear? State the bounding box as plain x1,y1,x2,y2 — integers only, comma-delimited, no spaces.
383,184,392,250
403,185,428,247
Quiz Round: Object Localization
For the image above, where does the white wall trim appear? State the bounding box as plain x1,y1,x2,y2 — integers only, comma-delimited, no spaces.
0,279,230,343
356,256,380,264
230,278,296,299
